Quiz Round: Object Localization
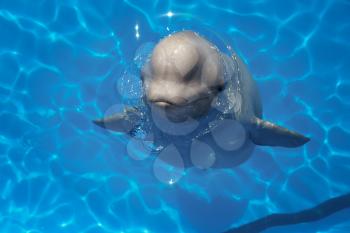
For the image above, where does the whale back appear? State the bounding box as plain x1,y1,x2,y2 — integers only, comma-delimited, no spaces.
219,53,262,121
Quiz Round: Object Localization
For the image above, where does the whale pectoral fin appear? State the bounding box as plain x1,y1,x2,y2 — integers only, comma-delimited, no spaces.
93,107,141,134
249,118,310,148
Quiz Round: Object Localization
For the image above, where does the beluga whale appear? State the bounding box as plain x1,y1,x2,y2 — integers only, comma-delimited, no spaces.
94,31,310,169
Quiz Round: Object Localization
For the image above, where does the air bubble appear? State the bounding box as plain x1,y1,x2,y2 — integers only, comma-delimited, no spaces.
127,135,154,160
210,119,246,151
134,42,155,69
190,139,216,169
150,105,199,136
153,144,184,184
116,73,143,100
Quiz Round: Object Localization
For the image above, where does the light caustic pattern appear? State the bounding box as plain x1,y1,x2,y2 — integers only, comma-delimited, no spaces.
0,1,350,233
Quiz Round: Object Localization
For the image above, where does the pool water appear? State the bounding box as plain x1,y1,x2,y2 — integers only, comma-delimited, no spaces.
0,0,350,232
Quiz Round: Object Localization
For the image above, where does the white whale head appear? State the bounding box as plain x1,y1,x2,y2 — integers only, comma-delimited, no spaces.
141,31,225,122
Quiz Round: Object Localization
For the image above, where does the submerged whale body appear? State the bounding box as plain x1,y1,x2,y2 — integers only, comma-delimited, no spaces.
94,31,310,168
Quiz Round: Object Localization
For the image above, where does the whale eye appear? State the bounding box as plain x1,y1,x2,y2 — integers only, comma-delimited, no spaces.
216,82,226,92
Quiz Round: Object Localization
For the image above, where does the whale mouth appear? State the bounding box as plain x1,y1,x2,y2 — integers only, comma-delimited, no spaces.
152,101,174,108
150,97,186,108
150,95,212,108
150,95,214,122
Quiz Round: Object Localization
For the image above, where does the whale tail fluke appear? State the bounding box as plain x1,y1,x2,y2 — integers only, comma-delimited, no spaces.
250,118,310,148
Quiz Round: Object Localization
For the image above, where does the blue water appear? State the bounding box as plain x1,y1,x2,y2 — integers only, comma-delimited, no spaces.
0,0,350,232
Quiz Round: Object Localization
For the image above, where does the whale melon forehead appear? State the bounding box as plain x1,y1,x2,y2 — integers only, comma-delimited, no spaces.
150,32,200,78
147,31,223,89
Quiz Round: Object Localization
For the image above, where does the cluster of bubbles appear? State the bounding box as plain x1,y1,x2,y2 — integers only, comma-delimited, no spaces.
103,32,247,185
